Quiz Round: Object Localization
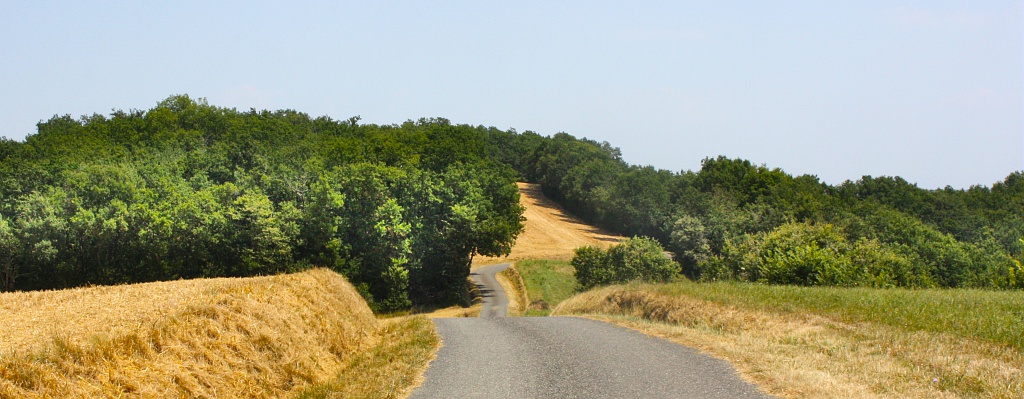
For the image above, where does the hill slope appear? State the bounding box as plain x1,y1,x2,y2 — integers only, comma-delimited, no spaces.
474,182,624,266
0,269,392,397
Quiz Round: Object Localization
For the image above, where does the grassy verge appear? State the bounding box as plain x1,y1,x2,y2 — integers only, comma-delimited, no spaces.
515,259,577,316
297,315,440,399
647,281,1024,350
498,265,529,316
553,282,1024,398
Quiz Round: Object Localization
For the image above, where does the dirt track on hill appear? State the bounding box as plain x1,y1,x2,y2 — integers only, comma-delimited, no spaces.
473,182,623,267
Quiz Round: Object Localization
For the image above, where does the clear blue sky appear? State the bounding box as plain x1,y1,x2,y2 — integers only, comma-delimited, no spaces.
2,1,1020,189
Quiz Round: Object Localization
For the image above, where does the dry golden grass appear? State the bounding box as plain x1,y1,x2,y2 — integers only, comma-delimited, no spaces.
298,315,440,399
472,182,624,268
0,268,381,398
553,285,1024,399
498,265,529,316
421,305,481,319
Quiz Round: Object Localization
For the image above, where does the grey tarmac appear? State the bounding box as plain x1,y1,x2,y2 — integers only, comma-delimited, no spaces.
471,263,510,318
411,263,773,399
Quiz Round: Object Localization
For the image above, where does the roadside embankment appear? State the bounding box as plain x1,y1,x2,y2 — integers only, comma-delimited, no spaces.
497,264,529,316
553,283,1024,398
0,268,438,398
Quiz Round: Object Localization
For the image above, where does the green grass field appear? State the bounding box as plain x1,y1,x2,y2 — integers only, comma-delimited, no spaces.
515,260,578,316
647,280,1024,351
515,258,1024,350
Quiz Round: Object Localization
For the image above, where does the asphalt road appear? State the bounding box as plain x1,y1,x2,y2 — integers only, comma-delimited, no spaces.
411,265,772,399
471,263,510,318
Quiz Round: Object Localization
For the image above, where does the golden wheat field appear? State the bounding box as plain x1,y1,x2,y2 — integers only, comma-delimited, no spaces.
0,268,382,398
473,182,623,267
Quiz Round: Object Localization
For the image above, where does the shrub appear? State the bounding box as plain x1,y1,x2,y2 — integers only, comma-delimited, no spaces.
719,222,949,288
669,215,711,278
571,246,609,290
573,237,681,289
848,238,929,288
756,223,851,286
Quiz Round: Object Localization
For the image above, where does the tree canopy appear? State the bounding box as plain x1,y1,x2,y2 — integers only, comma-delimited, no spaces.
2,95,1021,309
482,129,1024,290
0,96,524,311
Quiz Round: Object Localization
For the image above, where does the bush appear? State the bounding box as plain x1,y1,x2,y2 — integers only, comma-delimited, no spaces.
720,222,942,288
756,223,851,286
571,246,609,290
573,237,681,289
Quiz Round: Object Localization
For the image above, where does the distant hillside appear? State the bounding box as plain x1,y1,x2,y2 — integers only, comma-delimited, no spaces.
474,182,624,266
482,131,1024,290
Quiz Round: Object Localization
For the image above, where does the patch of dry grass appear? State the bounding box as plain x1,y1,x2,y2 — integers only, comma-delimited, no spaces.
0,268,383,398
553,285,1024,399
298,315,441,399
498,264,529,316
421,304,481,318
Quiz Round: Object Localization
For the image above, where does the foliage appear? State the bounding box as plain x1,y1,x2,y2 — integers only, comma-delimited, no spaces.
0,96,524,312
486,128,1023,290
573,237,680,289
3,93,1021,306
710,222,928,288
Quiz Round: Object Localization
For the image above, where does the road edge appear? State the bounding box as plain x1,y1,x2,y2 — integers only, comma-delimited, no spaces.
497,263,529,316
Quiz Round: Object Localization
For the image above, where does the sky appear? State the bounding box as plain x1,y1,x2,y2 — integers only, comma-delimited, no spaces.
1,1,1020,189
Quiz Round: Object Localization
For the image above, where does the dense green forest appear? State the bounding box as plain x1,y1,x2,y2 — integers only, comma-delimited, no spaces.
0,96,524,311
1,96,1021,311
484,131,1024,289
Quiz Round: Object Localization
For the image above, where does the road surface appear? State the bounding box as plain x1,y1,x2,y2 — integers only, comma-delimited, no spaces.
471,263,510,318
411,264,772,399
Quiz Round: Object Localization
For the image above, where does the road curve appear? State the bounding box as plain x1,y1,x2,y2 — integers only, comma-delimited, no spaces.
410,317,770,398
411,263,772,398
470,263,510,318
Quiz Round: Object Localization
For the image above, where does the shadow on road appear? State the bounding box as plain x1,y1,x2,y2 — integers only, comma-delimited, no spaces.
470,272,497,301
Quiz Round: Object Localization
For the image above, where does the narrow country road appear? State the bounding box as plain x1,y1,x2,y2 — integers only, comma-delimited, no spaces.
471,263,510,318
411,265,772,399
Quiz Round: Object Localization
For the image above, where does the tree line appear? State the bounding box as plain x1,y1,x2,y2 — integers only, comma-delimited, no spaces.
481,130,1024,289
0,96,524,311
2,95,1021,309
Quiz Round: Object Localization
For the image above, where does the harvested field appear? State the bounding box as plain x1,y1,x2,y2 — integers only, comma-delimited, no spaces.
0,268,383,398
473,182,623,267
